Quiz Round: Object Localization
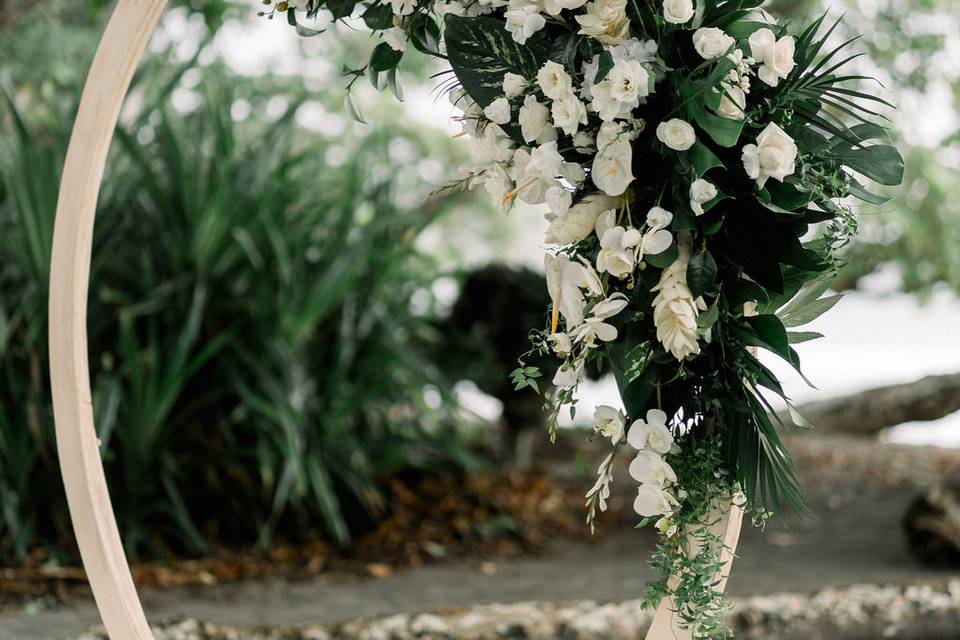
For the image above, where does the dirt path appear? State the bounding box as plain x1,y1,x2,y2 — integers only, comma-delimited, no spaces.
5,437,960,640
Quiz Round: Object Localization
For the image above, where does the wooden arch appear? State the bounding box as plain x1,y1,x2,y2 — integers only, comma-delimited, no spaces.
47,1,742,638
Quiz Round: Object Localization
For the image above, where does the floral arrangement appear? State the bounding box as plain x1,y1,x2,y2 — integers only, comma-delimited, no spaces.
261,0,903,635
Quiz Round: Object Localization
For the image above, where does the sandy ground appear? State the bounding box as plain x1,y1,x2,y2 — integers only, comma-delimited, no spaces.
3,436,960,640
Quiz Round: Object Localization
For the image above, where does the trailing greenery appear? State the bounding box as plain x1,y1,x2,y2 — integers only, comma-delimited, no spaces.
0,54,480,563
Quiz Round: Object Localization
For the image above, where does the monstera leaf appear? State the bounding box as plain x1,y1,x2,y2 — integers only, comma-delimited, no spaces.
444,15,549,107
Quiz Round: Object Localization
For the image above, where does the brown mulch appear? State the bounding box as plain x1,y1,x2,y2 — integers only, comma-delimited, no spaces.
0,469,604,607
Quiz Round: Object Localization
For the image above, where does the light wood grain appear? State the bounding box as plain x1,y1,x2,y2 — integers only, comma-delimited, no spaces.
48,1,166,638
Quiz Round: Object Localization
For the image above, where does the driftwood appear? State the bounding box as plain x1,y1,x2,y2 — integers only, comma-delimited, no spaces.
780,371,960,435
75,580,960,640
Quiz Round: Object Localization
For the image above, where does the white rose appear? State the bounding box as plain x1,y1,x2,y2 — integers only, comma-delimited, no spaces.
537,60,574,100
551,94,588,136
576,0,630,45
502,72,527,98
634,484,675,518
741,122,797,188
504,0,546,45
483,97,512,125
518,94,557,144
749,28,796,87
545,193,619,245
594,405,627,443
717,81,746,120
690,178,718,215
629,450,678,486
656,118,696,151
692,27,735,60
662,0,693,24
383,27,407,52
592,121,635,196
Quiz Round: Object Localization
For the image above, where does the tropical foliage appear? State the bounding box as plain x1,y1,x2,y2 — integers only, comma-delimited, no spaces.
0,53,477,563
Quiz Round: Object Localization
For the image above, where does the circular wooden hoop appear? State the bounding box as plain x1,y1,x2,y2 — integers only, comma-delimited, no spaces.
49,0,166,637
48,3,742,638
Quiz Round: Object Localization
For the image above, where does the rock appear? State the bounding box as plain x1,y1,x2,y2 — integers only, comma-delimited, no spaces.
73,579,960,640
904,473,960,568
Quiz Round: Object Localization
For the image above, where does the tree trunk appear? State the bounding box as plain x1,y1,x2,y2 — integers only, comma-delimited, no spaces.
780,372,960,435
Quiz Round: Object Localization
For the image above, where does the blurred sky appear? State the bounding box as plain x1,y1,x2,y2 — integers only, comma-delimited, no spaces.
197,5,960,447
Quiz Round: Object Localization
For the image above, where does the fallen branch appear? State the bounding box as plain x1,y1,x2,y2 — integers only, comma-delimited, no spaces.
780,372,960,435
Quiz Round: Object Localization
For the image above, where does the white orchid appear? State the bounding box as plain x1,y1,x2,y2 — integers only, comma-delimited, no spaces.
518,94,557,144
634,484,677,518
594,405,627,443
627,409,674,454
596,225,642,278
512,142,564,204
629,450,678,486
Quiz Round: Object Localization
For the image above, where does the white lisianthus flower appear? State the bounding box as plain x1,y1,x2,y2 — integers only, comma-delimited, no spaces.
741,122,797,188
592,121,635,196
627,409,674,454
656,118,696,151
545,252,592,328
692,27,735,60
629,450,678,486
383,27,407,52
483,97,512,125
549,332,573,356
504,0,547,44
538,60,575,100
553,360,582,388
545,183,574,217
717,81,747,120
749,28,796,87
612,38,659,64
596,225,642,278
502,72,527,98
634,484,676,518
662,0,693,24
594,405,627,443
389,0,416,15
518,94,557,144
542,0,589,16
652,235,701,360
545,193,619,245
575,0,630,45
690,178,718,215
551,94,588,136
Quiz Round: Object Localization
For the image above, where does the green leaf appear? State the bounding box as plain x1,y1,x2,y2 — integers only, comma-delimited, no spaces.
645,243,678,269
369,42,403,72
744,314,791,362
787,331,823,344
687,247,717,298
688,141,722,177
362,2,394,29
409,14,442,56
780,294,841,328
444,15,549,108
326,0,359,19
344,92,366,123
595,50,614,83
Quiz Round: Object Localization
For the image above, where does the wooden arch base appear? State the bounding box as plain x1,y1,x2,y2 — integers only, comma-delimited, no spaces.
47,2,743,638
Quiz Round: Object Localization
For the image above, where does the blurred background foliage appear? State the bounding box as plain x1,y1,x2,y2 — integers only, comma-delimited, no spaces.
0,0,495,564
0,0,958,567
